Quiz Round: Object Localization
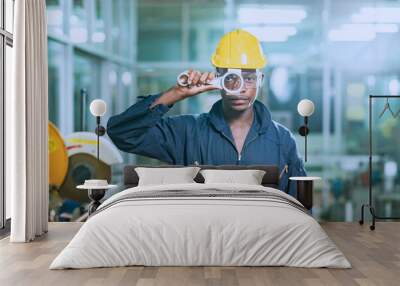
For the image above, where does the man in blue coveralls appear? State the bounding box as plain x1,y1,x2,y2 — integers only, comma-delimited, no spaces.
107,29,307,197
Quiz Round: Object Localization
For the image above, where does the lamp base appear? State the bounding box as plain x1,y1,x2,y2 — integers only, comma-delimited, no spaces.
88,189,106,215
296,180,313,210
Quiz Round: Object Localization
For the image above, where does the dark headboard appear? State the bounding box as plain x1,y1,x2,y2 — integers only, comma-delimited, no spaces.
123,165,280,188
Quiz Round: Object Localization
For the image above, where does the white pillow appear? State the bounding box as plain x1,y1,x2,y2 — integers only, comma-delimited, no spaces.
135,167,200,186
200,169,266,185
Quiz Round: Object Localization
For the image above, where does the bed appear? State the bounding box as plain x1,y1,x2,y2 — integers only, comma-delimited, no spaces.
50,165,351,269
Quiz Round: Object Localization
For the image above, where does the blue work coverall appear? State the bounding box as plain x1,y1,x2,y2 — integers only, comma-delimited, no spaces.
107,94,307,197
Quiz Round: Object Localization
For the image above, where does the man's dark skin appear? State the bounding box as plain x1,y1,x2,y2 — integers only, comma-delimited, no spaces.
150,70,257,156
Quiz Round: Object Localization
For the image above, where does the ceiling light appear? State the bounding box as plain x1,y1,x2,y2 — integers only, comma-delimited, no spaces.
352,7,400,23
342,23,398,33
92,32,106,43
243,26,297,42
328,29,376,42
238,6,307,24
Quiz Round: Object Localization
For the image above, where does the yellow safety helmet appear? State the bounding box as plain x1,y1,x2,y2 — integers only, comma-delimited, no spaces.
211,29,267,69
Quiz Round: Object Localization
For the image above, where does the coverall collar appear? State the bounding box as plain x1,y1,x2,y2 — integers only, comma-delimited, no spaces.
208,99,272,135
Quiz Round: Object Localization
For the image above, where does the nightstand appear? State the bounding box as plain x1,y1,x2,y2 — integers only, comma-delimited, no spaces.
289,176,321,210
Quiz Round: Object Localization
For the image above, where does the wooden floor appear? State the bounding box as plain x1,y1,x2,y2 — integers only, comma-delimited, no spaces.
0,222,399,286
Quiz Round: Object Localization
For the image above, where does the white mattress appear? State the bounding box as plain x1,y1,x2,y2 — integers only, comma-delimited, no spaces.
50,183,351,269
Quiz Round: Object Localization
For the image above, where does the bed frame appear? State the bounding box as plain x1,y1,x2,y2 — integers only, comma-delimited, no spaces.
122,165,313,211
123,165,280,189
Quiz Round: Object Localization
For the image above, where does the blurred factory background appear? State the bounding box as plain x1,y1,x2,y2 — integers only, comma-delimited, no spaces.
45,0,400,222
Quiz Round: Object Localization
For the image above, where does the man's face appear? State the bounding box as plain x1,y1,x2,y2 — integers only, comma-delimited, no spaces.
219,69,259,112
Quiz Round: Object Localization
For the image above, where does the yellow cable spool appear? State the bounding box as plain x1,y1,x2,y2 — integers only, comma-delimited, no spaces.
48,122,69,189
59,153,111,203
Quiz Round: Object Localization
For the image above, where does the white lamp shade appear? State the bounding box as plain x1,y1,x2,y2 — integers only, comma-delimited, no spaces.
297,99,315,117
90,99,107,117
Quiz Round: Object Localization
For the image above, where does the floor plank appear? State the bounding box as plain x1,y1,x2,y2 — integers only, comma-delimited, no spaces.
0,222,399,286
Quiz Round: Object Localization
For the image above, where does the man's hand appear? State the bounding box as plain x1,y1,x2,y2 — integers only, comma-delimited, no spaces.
176,70,218,98
150,70,219,108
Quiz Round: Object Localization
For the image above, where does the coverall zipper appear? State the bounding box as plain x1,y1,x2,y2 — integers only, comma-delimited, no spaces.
238,134,259,163
220,131,238,160
220,131,259,164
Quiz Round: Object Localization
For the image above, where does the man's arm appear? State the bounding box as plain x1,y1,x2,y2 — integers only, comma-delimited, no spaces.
107,70,218,164
107,94,179,163
150,70,217,108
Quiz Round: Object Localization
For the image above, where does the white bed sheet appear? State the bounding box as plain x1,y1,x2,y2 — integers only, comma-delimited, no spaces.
50,183,351,269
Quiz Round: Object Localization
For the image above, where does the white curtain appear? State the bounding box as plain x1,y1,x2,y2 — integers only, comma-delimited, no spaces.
7,0,49,242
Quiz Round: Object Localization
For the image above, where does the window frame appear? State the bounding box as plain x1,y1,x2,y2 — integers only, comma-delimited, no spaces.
1,0,14,232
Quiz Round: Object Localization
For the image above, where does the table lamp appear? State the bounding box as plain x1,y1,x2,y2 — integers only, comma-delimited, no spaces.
297,99,315,162
79,99,111,215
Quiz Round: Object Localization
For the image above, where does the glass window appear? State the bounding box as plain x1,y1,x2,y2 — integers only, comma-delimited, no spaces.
138,30,181,61
92,0,106,50
2,0,15,228
120,0,132,58
138,71,176,99
70,0,88,44
110,0,134,57
138,4,182,61
0,37,2,228
189,28,224,62
120,69,133,106
5,43,12,219
73,52,100,132
305,72,323,133
108,66,119,116
188,4,224,62
46,0,64,36
48,40,65,127
5,0,14,33
111,0,121,55
0,0,2,28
